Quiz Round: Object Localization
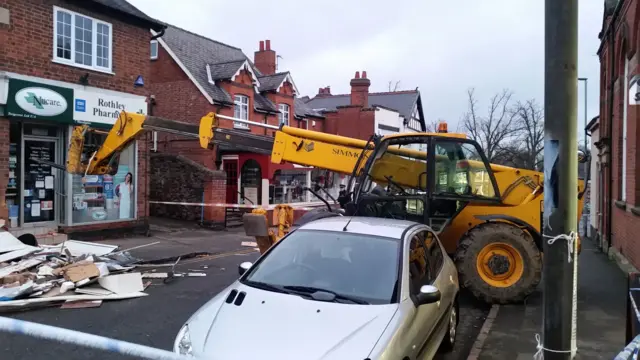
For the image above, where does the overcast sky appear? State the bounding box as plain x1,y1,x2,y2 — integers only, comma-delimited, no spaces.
128,0,602,132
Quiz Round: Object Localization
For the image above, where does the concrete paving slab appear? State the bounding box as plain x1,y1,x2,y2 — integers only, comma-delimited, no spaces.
472,237,626,359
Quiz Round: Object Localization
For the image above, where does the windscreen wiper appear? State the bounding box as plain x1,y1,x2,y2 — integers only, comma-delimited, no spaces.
243,280,291,294
283,285,369,304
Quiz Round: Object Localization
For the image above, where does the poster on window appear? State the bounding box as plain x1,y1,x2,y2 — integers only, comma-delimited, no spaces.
71,166,135,224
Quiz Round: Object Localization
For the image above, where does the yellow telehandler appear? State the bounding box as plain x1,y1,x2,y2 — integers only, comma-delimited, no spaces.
61,111,586,304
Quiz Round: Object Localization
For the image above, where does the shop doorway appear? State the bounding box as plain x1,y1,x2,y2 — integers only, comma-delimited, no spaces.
240,159,261,205
223,159,238,204
22,137,60,225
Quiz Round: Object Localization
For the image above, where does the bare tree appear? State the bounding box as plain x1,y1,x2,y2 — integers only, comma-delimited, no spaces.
513,99,544,170
461,88,519,162
388,80,401,92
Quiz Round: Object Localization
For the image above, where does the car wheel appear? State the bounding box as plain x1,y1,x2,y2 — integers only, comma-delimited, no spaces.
439,298,459,352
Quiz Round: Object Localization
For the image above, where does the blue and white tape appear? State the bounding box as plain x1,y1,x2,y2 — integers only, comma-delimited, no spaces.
0,316,198,360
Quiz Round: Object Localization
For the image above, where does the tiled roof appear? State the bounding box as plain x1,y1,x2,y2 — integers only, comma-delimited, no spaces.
294,97,324,119
258,72,289,92
87,0,164,29
208,60,248,81
305,90,421,121
160,25,278,112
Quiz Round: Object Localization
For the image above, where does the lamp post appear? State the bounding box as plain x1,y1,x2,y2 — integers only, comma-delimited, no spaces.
578,77,588,241
578,77,588,151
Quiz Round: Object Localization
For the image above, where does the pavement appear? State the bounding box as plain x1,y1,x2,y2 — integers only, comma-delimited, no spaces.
0,217,489,359
469,237,627,360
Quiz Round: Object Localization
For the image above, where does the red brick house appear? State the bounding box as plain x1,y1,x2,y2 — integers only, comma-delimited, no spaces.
0,0,165,241
594,0,640,269
304,73,427,141
148,25,325,221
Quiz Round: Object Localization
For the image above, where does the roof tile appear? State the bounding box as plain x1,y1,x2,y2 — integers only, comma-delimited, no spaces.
305,91,420,120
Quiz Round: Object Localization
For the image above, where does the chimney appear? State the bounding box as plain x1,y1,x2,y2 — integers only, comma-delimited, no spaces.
350,71,371,107
254,39,276,75
316,86,332,97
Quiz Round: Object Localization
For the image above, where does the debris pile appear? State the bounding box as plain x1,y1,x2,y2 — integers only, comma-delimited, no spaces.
0,231,205,311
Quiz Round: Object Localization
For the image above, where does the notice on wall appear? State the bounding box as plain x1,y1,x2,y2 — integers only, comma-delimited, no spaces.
30,202,40,217
244,187,258,205
45,176,54,189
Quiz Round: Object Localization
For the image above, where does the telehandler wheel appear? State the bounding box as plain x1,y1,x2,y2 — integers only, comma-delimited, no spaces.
454,222,542,304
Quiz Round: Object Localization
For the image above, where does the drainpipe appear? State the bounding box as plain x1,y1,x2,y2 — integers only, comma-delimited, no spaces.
151,28,165,40
606,21,615,255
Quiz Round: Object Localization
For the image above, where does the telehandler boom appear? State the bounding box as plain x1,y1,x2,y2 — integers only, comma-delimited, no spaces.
64,111,586,305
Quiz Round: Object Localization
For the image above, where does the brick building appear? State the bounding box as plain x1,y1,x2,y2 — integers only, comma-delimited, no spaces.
594,0,640,268
304,73,427,141
0,0,164,240
148,26,326,221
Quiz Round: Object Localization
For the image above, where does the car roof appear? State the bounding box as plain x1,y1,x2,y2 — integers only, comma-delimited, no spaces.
297,216,425,239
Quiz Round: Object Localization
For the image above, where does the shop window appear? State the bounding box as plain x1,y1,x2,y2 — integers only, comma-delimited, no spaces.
71,131,136,224
233,95,249,129
6,122,21,228
270,169,309,204
240,159,261,205
53,6,112,72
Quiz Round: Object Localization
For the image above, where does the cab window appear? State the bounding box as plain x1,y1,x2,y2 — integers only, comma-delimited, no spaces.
424,231,444,279
408,231,431,295
434,140,497,199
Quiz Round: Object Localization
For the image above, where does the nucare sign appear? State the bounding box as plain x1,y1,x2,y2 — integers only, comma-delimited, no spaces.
6,79,74,123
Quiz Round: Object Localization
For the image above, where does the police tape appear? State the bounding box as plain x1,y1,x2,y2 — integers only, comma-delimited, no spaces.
0,316,197,360
149,200,326,211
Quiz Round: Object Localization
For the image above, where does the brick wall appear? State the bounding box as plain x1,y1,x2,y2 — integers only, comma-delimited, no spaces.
149,153,226,222
0,0,152,95
598,0,640,269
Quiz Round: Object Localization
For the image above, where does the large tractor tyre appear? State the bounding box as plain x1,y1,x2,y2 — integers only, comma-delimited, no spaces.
454,222,542,304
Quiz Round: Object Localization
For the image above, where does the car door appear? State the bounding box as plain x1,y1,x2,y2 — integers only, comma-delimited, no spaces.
404,228,440,358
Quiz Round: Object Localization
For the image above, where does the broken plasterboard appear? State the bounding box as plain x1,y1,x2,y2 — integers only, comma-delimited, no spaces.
98,273,143,295
0,257,44,278
47,240,119,257
0,231,39,253
0,292,148,308
60,300,102,309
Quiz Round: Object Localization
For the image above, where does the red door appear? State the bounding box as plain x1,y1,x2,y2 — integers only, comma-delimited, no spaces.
224,160,238,204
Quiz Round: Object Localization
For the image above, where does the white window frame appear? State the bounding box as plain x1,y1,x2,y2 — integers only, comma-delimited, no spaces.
278,103,290,126
150,40,158,60
234,95,250,129
52,6,114,74
622,56,629,202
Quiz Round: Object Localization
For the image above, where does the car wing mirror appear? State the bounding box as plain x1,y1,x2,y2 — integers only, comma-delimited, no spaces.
416,285,441,306
238,261,253,276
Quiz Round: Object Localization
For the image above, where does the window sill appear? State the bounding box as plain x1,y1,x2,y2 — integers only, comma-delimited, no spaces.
631,207,640,217
52,58,115,76
233,125,250,131
615,200,626,210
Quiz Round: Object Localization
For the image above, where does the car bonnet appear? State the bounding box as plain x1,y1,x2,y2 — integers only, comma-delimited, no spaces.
197,283,399,359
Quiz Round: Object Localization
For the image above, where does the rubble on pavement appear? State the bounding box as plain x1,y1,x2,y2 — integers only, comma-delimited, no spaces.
0,230,205,311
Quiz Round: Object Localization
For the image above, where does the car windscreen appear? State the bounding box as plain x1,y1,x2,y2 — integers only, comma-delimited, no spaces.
242,229,400,305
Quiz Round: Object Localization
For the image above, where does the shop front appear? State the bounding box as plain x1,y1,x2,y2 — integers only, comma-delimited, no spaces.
0,75,147,237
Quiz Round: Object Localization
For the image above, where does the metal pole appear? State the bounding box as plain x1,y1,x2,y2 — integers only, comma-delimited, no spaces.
542,0,579,359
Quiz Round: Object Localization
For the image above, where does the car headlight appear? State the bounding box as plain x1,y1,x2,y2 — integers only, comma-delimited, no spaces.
174,324,193,356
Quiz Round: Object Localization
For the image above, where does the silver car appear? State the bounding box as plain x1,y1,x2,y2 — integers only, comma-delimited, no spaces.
173,217,460,359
